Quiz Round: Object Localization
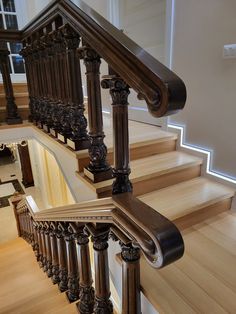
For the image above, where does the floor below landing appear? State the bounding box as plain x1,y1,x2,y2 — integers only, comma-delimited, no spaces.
0,161,44,245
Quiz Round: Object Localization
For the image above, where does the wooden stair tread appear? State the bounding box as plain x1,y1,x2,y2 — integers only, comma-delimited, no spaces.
0,238,77,314
138,212,236,314
0,92,29,98
138,177,235,221
79,151,202,193
76,117,177,160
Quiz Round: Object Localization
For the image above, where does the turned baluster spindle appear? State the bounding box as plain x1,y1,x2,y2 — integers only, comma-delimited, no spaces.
32,221,40,261
101,74,132,194
89,226,113,313
44,222,53,277
50,222,60,284
79,45,112,183
62,25,89,150
31,39,42,125
58,27,73,143
64,223,80,302
57,222,68,292
20,44,33,122
39,222,48,271
43,33,55,132
37,36,48,128
0,42,22,124
37,222,44,267
121,243,141,314
74,224,94,314
50,30,64,137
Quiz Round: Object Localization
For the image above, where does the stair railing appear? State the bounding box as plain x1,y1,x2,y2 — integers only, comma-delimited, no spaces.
12,193,184,314
0,0,186,190
5,1,187,312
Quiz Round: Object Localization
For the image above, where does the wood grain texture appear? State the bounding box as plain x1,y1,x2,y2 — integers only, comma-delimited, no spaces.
139,177,235,228
0,238,78,314
116,211,236,314
78,151,202,196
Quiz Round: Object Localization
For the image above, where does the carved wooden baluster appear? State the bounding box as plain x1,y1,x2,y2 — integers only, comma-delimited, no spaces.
20,43,34,122
57,222,68,292
44,222,53,277
32,221,40,262
0,42,22,124
31,38,42,126
120,243,141,314
43,33,55,132
36,222,44,267
73,224,94,313
79,45,112,182
22,210,27,240
37,36,48,128
29,216,35,247
101,74,132,194
39,222,48,271
50,222,60,285
50,30,64,137
62,25,89,151
88,225,113,313
64,222,80,302
58,27,73,144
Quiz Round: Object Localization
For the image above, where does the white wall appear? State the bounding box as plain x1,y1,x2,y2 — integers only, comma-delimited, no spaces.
170,0,236,179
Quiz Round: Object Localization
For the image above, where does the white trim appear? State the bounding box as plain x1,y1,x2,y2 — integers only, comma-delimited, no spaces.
165,0,175,69
168,123,236,187
108,0,121,28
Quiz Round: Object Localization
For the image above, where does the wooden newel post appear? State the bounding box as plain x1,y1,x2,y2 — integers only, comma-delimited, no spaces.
101,74,133,194
0,42,22,125
10,192,23,237
121,244,141,314
88,226,113,313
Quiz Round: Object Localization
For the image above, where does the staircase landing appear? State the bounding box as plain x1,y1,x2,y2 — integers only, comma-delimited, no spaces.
0,238,77,314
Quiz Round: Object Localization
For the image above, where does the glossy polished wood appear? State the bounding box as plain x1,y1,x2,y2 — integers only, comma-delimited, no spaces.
121,244,141,314
19,0,186,117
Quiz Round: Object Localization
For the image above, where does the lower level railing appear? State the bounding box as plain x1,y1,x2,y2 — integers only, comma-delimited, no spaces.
12,193,184,314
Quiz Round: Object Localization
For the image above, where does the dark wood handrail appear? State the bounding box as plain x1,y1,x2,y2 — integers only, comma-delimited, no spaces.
19,193,184,269
0,0,186,117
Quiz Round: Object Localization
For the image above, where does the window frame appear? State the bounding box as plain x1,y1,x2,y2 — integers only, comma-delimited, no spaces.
0,0,26,82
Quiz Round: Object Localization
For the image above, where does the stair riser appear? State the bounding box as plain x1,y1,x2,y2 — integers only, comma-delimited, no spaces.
78,139,177,172
0,96,29,107
0,83,28,94
174,198,233,230
98,165,201,198
0,107,29,122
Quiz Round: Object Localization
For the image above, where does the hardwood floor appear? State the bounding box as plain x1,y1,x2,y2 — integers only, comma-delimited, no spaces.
0,238,78,314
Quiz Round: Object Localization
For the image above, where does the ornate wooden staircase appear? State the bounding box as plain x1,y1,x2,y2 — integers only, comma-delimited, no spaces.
0,0,235,313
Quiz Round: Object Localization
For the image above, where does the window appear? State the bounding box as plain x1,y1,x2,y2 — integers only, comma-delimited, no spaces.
0,0,25,75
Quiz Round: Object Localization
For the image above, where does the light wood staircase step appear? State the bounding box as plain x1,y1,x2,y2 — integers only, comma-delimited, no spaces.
77,123,177,171
138,212,236,314
0,82,28,94
138,177,235,229
78,151,202,197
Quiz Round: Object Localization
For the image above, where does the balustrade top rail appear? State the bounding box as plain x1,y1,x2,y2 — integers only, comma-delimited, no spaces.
0,0,186,118
19,193,184,269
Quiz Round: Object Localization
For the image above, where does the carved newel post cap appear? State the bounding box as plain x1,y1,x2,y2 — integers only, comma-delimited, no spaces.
10,192,23,204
